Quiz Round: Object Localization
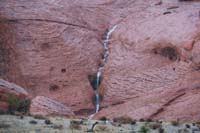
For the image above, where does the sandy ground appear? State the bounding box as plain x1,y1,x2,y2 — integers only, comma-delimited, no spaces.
0,115,199,133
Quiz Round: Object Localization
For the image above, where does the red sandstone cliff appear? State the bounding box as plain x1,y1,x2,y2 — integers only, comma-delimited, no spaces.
0,0,200,121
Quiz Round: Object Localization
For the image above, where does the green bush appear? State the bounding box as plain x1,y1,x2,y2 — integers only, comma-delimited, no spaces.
7,95,31,114
7,95,20,113
139,125,149,133
17,99,31,113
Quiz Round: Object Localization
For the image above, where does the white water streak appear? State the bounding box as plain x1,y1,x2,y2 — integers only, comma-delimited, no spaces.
88,25,117,120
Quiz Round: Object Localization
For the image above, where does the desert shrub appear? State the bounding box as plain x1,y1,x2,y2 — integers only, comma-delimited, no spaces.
7,95,20,113
113,116,133,124
70,120,81,130
49,84,59,91
139,125,149,133
171,121,179,126
149,123,161,130
44,119,52,125
29,120,37,124
7,95,31,114
185,124,190,128
17,99,31,113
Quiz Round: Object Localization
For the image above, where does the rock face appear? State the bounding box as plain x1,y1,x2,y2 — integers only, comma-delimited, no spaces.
30,96,74,117
0,0,200,121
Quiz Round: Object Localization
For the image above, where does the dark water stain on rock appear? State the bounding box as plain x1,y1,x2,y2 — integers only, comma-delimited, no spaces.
152,45,180,61
0,38,10,76
160,46,179,61
88,74,102,91
40,43,52,51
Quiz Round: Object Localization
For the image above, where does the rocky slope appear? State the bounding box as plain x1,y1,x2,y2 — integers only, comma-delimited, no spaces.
0,0,200,121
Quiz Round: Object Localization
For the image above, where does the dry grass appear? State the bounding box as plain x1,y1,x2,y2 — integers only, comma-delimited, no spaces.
113,116,133,124
70,120,81,130
95,125,109,132
33,115,46,120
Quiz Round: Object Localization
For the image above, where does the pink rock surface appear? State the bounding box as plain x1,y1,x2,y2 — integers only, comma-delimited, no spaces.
0,0,200,121
0,79,28,98
30,96,74,117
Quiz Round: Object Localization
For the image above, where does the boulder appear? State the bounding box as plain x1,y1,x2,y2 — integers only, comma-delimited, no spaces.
0,79,28,99
30,96,74,117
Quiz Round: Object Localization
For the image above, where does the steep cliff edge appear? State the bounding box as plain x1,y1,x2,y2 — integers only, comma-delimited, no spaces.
0,0,200,121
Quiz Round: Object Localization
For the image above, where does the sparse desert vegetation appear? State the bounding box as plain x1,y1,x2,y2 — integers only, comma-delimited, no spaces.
7,95,31,114
69,120,81,130
171,120,179,126
49,84,59,91
139,125,150,133
0,115,199,132
113,116,134,124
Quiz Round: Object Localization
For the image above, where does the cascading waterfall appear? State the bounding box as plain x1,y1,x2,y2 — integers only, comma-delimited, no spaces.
87,25,117,120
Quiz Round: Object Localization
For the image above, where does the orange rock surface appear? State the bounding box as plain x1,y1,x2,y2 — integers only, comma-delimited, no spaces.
0,0,200,121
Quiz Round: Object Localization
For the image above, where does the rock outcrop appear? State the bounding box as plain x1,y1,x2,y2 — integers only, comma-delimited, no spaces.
0,0,200,121
0,79,29,111
30,96,74,117
0,79,28,98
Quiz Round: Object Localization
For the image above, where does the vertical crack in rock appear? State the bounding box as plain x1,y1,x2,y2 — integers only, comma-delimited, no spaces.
87,25,117,119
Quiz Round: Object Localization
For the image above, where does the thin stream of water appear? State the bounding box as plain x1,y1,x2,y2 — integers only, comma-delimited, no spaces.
87,25,117,120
